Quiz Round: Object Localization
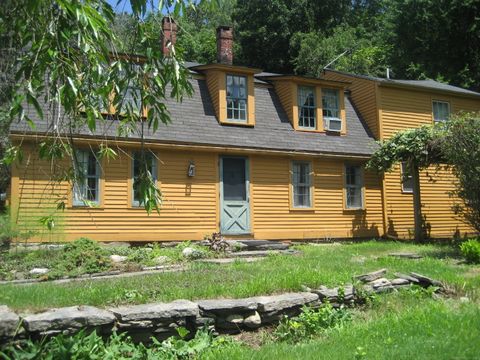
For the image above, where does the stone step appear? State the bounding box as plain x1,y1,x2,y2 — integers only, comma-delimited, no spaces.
227,240,291,251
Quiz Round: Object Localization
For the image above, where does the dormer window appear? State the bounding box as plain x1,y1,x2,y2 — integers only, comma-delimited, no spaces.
226,74,247,122
298,86,316,129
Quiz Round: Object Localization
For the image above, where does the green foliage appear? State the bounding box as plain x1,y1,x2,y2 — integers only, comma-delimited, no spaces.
366,125,442,174
293,25,388,77
0,327,230,359
55,238,111,276
440,113,480,232
460,239,480,264
203,232,228,253
0,209,35,251
274,303,351,343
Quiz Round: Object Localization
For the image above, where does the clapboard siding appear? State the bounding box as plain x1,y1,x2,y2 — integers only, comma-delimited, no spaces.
250,155,383,240
323,71,379,139
380,86,480,238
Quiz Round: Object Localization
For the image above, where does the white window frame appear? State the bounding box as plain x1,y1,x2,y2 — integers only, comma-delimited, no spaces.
401,162,413,193
345,164,364,209
298,86,316,129
132,151,158,207
322,88,341,121
291,161,313,208
226,74,248,122
432,100,450,123
73,149,100,206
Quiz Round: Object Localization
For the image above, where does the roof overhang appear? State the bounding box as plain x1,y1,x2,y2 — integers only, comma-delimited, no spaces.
378,81,480,100
260,74,351,89
191,63,263,75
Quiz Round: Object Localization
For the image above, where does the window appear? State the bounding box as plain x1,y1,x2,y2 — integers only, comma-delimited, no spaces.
292,161,312,208
73,149,100,206
121,63,143,115
433,101,450,123
345,165,363,209
226,75,247,122
322,89,340,120
401,162,413,193
298,86,316,129
132,151,157,207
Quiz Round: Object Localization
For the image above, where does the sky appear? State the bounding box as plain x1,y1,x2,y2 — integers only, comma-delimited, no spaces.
105,0,176,14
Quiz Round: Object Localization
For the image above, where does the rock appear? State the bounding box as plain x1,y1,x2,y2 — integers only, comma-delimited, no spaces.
225,240,248,251
389,252,423,259
369,278,394,293
153,256,170,265
24,306,116,334
255,292,319,313
342,284,355,301
243,311,262,328
391,278,410,286
182,247,205,259
109,255,128,263
197,298,257,315
110,300,199,322
225,314,244,324
354,269,387,283
29,268,49,275
101,242,130,248
313,286,339,301
300,285,312,292
393,272,420,284
460,297,469,303
0,305,20,339
409,272,443,287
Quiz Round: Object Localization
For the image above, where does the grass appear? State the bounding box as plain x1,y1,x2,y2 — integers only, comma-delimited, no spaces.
204,296,480,359
1,241,479,312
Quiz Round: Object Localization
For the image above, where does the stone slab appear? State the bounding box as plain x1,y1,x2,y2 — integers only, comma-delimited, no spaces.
110,300,199,322
197,298,258,314
389,252,423,259
195,257,265,264
354,269,387,283
24,306,116,333
255,292,319,313
410,272,443,287
394,272,420,284
0,305,20,339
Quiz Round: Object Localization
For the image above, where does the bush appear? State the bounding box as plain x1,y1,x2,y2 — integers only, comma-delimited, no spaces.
460,238,480,264
57,238,111,275
274,303,351,343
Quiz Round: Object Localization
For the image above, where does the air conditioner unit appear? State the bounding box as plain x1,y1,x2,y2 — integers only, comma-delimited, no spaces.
326,118,342,132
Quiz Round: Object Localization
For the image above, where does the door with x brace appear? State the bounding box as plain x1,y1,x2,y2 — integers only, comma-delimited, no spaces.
220,156,250,235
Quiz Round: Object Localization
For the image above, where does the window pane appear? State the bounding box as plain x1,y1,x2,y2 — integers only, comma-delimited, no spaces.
433,101,449,122
132,151,157,206
223,158,246,201
292,162,311,207
73,149,99,205
298,86,316,129
401,162,413,192
345,165,362,208
226,75,248,122
322,89,340,120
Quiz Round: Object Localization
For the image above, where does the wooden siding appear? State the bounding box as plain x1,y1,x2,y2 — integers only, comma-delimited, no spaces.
12,146,218,242
250,155,383,240
205,70,221,120
322,71,379,139
380,86,480,238
273,81,295,125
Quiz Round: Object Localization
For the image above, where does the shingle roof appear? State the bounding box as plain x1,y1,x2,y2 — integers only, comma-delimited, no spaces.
10,79,377,157
324,69,480,97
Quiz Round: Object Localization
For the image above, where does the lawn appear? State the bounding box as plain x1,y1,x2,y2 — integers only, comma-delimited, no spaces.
1,240,480,359
1,241,478,312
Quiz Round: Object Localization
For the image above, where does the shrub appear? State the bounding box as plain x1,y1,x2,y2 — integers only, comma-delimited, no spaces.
460,238,480,264
57,238,111,275
274,303,351,343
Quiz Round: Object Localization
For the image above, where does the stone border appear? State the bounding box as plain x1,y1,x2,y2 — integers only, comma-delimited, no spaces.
0,270,444,344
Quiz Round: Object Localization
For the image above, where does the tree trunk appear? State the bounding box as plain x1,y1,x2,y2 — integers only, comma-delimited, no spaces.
411,161,424,242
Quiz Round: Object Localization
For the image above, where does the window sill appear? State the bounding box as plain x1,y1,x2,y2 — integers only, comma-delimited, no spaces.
289,206,315,212
343,207,365,212
221,120,254,127
401,190,413,194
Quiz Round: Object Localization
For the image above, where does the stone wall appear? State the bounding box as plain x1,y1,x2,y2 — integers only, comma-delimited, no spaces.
0,271,443,344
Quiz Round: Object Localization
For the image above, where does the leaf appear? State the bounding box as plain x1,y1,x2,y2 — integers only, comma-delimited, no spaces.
26,92,44,119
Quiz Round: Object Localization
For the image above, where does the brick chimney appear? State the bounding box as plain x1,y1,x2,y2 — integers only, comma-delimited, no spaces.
162,17,177,56
216,26,233,65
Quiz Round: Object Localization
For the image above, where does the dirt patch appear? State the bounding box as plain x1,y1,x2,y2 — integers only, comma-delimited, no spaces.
229,326,275,349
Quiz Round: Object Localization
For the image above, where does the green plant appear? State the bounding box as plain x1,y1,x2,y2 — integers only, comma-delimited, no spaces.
460,238,480,264
0,209,35,251
274,303,351,343
204,232,228,253
55,238,111,276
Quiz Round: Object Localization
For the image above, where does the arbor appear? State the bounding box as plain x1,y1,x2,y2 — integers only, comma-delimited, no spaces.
1,0,211,218
367,126,441,242
440,113,480,232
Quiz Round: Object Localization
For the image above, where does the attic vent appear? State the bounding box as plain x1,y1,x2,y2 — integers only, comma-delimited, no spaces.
326,118,342,132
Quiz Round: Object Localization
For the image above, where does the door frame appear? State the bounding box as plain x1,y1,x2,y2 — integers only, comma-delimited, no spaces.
219,155,251,235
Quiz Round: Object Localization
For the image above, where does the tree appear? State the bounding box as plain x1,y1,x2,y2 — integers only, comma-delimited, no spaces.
387,0,480,90
440,113,480,232
292,25,388,77
1,0,212,221
366,126,441,242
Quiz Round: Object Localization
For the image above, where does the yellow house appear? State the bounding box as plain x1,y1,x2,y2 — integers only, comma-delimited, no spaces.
323,69,480,239
7,23,480,243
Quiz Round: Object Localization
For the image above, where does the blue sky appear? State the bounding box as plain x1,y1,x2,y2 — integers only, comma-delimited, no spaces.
105,0,175,14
